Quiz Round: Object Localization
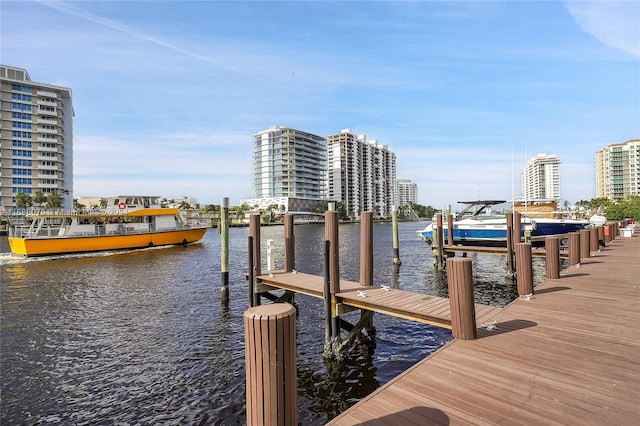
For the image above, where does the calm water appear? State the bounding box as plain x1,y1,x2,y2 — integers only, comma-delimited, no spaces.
0,221,548,424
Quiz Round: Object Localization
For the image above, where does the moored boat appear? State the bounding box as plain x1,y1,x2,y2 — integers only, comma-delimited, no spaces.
417,200,589,246
6,196,211,257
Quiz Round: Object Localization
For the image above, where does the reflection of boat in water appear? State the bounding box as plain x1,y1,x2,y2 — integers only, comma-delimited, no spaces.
7,196,211,257
417,200,589,246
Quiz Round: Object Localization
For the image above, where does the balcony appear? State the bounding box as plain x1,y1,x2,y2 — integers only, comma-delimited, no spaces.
37,99,57,107
37,164,58,170
37,118,57,125
37,136,58,143
37,90,57,98
37,146,58,153
38,127,58,134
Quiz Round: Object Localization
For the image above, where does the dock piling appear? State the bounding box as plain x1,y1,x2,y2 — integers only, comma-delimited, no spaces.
325,209,340,340
513,211,522,246
284,214,295,272
391,206,401,265
447,213,454,246
248,236,255,307
244,303,297,426
515,243,534,296
545,237,560,279
446,257,477,340
436,214,445,271
249,214,261,306
506,213,515,277
569,232,581,266
580,229,591,258
360,212,373,286
220,197,230,307
590,226,599,253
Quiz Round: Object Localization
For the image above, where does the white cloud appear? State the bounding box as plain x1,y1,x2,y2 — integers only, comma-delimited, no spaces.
564,0,640,57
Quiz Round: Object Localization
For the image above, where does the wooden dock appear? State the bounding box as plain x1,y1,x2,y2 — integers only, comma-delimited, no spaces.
327,231,640,425
442,244,569,258
257,272,502,329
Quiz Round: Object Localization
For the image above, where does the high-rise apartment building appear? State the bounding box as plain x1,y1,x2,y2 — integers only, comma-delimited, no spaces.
397,179,417,207
244,125,327,212
1,65,74,210
521,153,561,201
327,128,397,219
595,139,640,199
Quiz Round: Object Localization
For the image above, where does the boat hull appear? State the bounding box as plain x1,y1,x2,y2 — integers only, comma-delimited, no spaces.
418,219,588,246
8,228,209,257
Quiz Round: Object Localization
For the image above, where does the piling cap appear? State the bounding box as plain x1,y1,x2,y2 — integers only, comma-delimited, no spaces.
245,303,296,320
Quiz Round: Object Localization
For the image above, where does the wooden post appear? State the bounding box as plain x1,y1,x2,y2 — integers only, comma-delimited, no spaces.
515,243,534,295
359,211,375,334
244,303,297,426
597,226,605,248
545,237,560,279
506,213,515,276
446,257,477,340
284,214,295,272
436,213,444,270
447,213,454,246
221,197,230,307
569,232,581,266
513,211,522,247
360,211,373,286
248,236,255,307
391,206,401,265
580,229,590,259
323,240,331,345
249,214,261,306
325,210,340,339
589,226,599,254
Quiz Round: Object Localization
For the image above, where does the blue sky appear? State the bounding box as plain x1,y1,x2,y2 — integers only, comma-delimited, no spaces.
2,0,638,208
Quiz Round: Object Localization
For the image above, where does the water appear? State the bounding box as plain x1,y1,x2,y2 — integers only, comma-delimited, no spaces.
1,222,548,424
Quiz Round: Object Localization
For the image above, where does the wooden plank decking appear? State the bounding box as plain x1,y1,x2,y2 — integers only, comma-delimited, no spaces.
256,272,502,328
442,244,569,258
328,231,640,425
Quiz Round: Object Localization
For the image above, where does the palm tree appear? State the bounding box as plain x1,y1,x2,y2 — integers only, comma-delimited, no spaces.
33,190,47,207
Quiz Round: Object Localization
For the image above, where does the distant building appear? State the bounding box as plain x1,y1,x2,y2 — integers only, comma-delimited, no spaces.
397,179,417,207
521,154,561,201
326,128,397,219
166,196,199,208
595,139,640,199
244,125,327,213
0,65,74,210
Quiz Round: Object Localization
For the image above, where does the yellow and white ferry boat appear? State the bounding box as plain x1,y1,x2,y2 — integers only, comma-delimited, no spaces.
7,196,211,257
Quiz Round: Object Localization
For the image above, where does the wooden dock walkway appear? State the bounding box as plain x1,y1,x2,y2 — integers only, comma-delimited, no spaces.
256,272,502,328
442,244,569,258
327,231,640,425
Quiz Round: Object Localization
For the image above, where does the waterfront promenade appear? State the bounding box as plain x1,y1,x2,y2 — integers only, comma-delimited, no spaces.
328,230,640,425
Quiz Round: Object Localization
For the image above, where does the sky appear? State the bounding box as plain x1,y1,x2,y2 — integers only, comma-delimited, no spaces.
1,0,639,209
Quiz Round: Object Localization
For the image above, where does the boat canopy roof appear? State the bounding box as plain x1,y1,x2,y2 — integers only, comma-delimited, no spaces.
458,200,506,205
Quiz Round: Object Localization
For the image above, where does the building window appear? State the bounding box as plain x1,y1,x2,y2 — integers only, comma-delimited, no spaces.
11,83,32,93
12,121,32,129
12,150,32,157
12,178,33,185
12,131,32,138
12,140,32,148
12,168,32,176
11,93,32,101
